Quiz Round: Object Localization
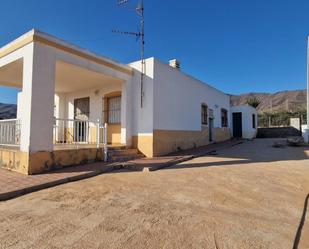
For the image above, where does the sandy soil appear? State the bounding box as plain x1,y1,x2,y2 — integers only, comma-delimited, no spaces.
0,138,309,249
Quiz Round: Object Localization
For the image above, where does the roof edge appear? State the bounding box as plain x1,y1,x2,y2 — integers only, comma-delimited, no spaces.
0,29,133,76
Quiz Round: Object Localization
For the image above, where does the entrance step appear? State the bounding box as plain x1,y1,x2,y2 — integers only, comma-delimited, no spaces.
108,148,144,163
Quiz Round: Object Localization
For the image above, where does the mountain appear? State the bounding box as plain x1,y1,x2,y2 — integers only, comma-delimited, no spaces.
231,90,306,113
0,89,306,119
0,103,17,120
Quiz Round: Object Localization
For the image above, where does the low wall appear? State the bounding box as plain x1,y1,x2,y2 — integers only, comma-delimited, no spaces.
257,127,301,138
0,149,29,174
0,147,104,175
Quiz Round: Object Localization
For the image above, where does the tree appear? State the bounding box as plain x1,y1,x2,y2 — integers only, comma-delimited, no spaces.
246,97,261,108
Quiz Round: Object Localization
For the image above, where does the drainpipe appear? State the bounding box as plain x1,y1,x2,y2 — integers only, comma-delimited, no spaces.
96,119,100,149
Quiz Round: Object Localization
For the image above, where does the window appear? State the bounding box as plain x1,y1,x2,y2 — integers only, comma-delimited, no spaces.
104,96,121,124
221,108,228,127
252,114,256,129
201,104,208,125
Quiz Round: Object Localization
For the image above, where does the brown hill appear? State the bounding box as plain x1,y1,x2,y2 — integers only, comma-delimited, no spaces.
231,90,306,113
0,103,17,120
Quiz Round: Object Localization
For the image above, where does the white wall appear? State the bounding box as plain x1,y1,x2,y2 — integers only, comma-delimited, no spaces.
231,105,258,139
152,59,231,131
129,58,155,136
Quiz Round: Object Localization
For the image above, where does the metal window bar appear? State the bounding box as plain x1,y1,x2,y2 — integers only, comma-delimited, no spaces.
104,96,121,124
0,119,21,147
201,105,208,125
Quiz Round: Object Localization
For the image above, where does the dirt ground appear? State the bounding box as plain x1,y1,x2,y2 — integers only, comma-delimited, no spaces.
1,138,309,249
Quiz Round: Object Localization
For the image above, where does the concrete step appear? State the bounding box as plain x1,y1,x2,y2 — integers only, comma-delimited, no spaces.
108,149,139,156
107,145,127,151
107,148,144,163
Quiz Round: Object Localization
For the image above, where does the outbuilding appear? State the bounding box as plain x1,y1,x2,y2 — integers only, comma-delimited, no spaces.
231,105,258,139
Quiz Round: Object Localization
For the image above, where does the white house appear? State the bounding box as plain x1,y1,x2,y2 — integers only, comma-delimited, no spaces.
0,30,254,174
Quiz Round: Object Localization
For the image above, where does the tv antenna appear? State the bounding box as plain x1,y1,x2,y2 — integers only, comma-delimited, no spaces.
113,0,145,108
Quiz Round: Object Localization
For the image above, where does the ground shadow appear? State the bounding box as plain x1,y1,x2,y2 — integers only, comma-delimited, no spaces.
161,139,309,171
293,193,309,249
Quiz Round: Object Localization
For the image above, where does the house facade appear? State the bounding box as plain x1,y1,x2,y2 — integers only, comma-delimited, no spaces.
0,30,252,175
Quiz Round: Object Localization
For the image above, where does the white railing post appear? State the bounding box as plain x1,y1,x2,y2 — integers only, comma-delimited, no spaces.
104,122,108,162
96,119,100,148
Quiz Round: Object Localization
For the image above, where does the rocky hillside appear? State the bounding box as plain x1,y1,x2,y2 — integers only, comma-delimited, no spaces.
0,103,17,119
0,89,306,119
231,90,306,113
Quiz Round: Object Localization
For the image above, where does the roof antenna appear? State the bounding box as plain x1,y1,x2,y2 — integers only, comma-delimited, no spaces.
113,0,145,108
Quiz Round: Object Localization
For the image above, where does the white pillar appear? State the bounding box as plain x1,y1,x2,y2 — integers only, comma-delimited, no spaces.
19,43,56,152
302,37,309,143
120,80,132,145
307,36,309,129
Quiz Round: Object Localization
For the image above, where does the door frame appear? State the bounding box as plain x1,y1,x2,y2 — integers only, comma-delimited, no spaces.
232,112,243,138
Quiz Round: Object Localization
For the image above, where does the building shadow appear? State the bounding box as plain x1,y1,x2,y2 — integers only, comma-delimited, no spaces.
161,139,309,171
293,193,309,249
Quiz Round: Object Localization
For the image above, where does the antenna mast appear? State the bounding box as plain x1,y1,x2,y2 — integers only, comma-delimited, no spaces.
114,0,145,108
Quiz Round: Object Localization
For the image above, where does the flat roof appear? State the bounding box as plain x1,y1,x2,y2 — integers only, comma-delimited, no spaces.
0,29,133,75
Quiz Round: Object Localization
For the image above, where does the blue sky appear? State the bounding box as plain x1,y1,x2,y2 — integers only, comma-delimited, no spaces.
0,0,309,104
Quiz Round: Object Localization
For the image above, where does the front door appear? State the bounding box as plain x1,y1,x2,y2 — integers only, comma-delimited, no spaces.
74,97,90,142
233,112,242,138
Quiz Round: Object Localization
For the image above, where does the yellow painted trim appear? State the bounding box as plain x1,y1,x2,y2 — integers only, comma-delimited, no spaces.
107,124,121,144
0,33,133,76
0,35,33,58
132,135,153,158
152,127,231,156
0,149,29,174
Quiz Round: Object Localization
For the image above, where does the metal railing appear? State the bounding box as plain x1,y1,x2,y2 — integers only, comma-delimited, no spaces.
53,118,107,148
0,119,21,147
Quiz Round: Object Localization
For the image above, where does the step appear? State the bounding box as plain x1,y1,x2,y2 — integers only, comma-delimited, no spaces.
108,154,144,163
107,148,144,163
108,149,139,157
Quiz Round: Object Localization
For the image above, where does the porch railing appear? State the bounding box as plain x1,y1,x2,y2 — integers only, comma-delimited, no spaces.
0,119,21,147
53,118,107,147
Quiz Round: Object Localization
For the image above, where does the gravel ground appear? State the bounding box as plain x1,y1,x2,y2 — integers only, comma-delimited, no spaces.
0,138,309,249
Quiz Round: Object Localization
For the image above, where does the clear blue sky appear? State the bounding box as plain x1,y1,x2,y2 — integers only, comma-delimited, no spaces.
0,0,309,104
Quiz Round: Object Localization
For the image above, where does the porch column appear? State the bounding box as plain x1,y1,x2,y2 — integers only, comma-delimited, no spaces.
121,79,132,146
20,43,56,152
304,37,309,143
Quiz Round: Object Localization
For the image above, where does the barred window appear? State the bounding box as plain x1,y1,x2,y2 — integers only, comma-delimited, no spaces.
201,104,208,125
221,108,228,127
106,96,121,124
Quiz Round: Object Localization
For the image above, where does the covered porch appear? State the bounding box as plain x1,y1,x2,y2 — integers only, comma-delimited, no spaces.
0,30,133,174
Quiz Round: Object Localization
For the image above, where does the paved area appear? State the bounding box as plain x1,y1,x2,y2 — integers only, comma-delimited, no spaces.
0,140,240,200
0,138,309,248
0,162,116,201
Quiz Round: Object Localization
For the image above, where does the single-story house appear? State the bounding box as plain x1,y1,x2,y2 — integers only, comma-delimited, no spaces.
0,29,255,174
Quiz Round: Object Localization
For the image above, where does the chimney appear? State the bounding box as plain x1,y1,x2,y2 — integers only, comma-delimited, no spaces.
169,59,181,70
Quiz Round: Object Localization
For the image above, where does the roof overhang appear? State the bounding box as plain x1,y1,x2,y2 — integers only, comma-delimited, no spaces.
0,29,133,76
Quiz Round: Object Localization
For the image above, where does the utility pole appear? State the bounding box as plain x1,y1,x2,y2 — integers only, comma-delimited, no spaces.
113,0,145,108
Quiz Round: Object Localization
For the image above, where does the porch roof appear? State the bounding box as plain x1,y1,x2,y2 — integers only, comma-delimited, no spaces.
0,29,133,76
